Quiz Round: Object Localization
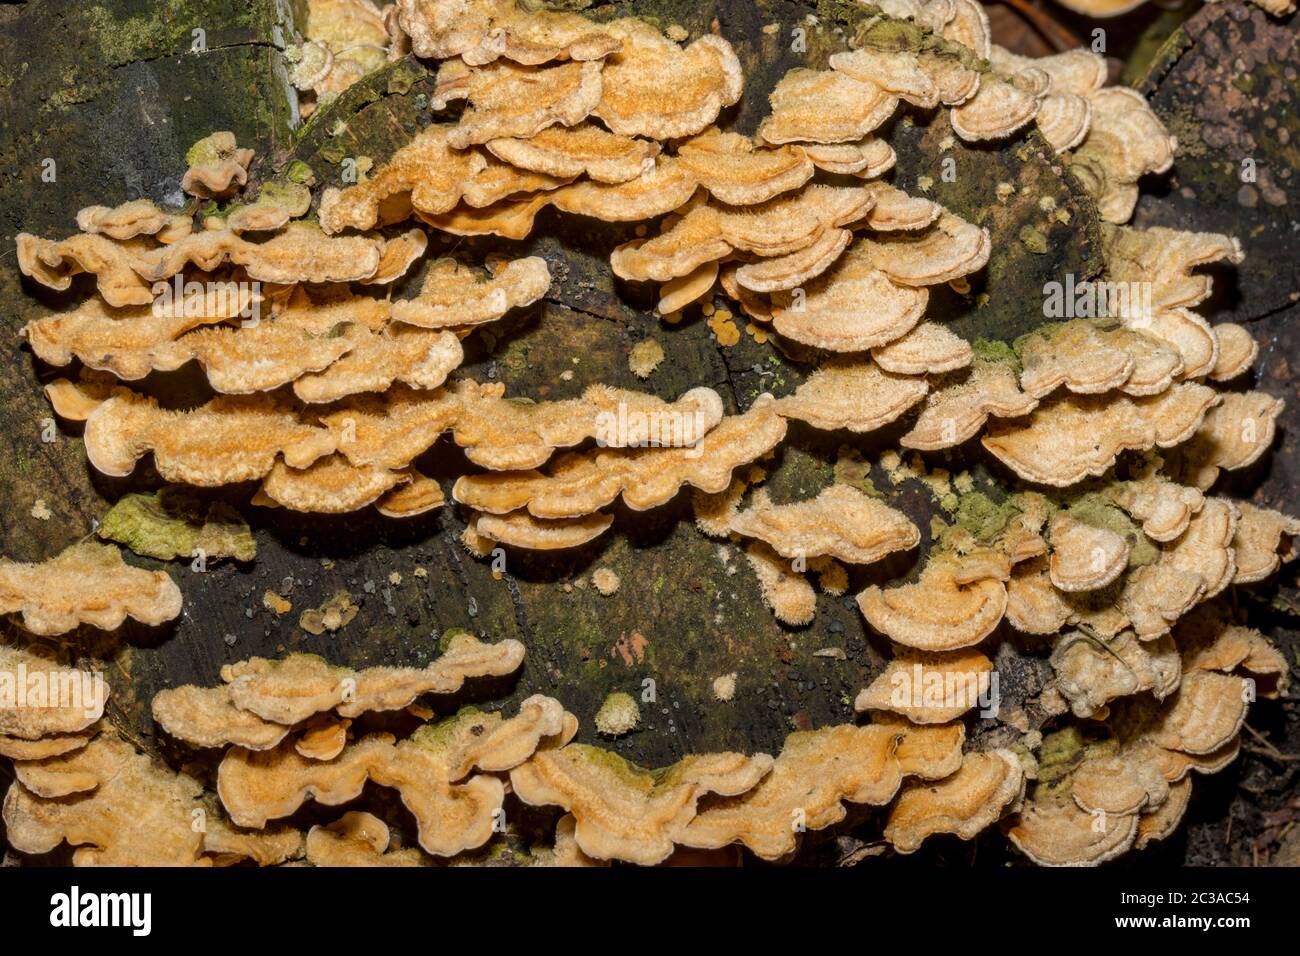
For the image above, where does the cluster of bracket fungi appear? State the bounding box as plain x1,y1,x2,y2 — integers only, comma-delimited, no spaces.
3,0,1297,866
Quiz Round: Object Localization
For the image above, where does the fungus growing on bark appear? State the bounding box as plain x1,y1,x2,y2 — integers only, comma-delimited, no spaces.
981,384,1219,487
452,398,786,518
884,749,1024,852
592,21,742,139
729,485,919,566
181,132,255,199
0,543,181,636
509,744,773,865
857,552,1007,651
680,722,963,861
854,649,993,723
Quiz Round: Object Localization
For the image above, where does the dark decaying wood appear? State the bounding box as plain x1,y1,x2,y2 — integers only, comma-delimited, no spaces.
0,0,1294,865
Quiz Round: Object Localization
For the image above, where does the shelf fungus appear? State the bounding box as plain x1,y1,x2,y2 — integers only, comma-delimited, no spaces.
153,633,524,751
759,69,901,145
1013,611,1279,866
4,0,1296,871
1208,323,1258,383
1046,512,1132,592
509,744,773,865
395,0,620,64
774,360,928,432
289,326,464,402
950,77,1040,142
0,543,181,636
1107,478,1204,543
729,485,919,566
544,157,696,225
800,138,897,177
884,749,1025,853
22,284,260,380
1165,391,1285,490
1231,503,1300,584
392,255,550,328
679,721,964,861
225,632,524,725
828,49,942,110
306,811,429,867
16,233,164,309
485,123,659,184
3,733,210,865
83,391,337,484
1178,606,1292,699
452,397,786,519
611,185,875,283
318,126,479,233
219,697,568,855
436,57,604,147
592,20,743,140
1105,225,1244,315
1049,631,1181,719
854,649,994,724
0,646,108,752
1017,320,1184,400
870,322,972,375
902,359,1037,451
857,552,1008,651
466,509,614,550
771,257,928,353
222,180,315,235
324,380,725,475
981,384,1219,487
258,457,408,514
674,129,814,207
181,132,255,200
1068,89,1176,224
75,199,191,242
856,182,943,233
744,542,818,626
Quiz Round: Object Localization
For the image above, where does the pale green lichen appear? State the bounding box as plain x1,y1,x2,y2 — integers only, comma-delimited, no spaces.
951,491,1021,542
833,446,884,499
285,159,316,184
1018,224,1049,254
970,338,1020,372
1063,494,1159,568
408,707,484,751
439,627,475,653
97,487,255,563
